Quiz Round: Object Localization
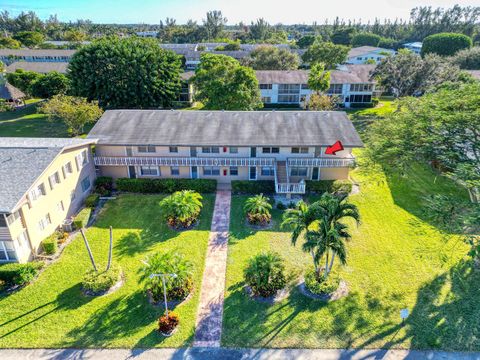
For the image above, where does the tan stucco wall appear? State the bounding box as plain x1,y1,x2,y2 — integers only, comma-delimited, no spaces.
99,165,129,179
319,167,350,180
6,145,95,263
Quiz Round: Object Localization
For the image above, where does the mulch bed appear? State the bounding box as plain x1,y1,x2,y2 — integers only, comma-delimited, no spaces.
167,220,200,232
147,289,194,308
244,218,275,230
82,273,125,297
298,279,349,302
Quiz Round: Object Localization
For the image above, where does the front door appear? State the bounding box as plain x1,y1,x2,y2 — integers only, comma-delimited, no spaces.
312,167,319,180
128,166,136,179
190,147,197,157
250,147,256,158
191,166,198,179
249,166,257,180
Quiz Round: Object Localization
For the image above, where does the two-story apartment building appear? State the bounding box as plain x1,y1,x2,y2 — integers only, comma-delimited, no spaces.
0,138,96,263
0,49,75,65
88,110,363,195
346,46,395,64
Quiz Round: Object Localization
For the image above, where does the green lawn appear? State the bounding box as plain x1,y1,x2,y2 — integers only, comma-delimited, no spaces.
0,103,93,138
0,194,214,348
222,153,479,350
346,98,397,119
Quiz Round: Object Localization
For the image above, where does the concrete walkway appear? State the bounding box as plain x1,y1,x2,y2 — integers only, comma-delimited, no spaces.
2,348,480,360
193,189,231,347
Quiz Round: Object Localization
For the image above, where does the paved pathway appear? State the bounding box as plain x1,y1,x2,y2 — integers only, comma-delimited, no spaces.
2,348,480,360
193,188,231,347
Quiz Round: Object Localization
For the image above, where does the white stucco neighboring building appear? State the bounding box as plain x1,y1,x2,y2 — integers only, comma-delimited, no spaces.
346,46,395,64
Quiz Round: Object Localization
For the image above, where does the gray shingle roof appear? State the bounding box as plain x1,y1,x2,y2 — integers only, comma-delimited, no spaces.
0,82,26,100
0,49,76,57
0,138,96,213
6,61,69,74
88,110,363,148
348,46,392,58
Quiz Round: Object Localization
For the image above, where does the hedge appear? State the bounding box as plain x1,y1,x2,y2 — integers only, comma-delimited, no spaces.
74,207,92,229
94,176,113,196
421,32,472,57
232,180,275,194
85,193,99,208
305,180,352,194
0,261,44,286
41,235,58,255
115,178,217,194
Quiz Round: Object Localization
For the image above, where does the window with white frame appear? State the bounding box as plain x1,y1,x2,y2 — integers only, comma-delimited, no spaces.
327,84,343,94
229,147,238,154
49,171,61,190
291,147,309,154
259,84,272,90
6,210,20,226
278,94,299,103
29,183,46,201
230,166,238,176
261,167,274,176
170,166,180,176
63,162,73,178
169,146,178,153
290,167,308,176
81,176,91,192
203,166,220,176
138,145,156,153
140,166,159,176
202,147,220,154
262,147,279,154
350,83,373,92
261,96,271,103
0,241,16,261
16,230,29,250
76,150,89,170
57,201,64,213
38,213,51,231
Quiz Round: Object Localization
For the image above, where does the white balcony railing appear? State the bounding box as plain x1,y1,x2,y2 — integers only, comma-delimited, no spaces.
287,157,355,168
94,156,275,167
275,182,306,194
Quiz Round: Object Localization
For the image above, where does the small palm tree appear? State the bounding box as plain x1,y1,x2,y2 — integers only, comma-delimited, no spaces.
244,194,272,225
160,190,203,228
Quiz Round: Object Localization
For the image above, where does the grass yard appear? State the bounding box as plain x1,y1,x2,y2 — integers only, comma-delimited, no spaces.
222,153,479,350
346,97,397,119
0,103,93,138
0,194,214,348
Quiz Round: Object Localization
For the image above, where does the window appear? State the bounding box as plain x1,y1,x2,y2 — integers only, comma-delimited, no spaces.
6,210,21,226
49,171,61,190
170,166,180,176
57,201,64,213
169,146,178,153
202,147,220,154
350,83,373,92
38,213,51,231
63,162,73,178
229,147,238,154
262,147,279,154
327,84,343,94
140,166,159,176
261,96,271,103
301,84,309,90
357,57,363,60
278,94,299,103
291,147,309,154
290,167,308,176
0,215,6,227
259,84,272,90
230,166,238,176
350,94,372,103
203,166,220,176
16,230,29,250
138,145,156,153
29,183,46,201
278,84,300,93
0,241,16,261
81,176,91,192
261,167,274,176
76,150,89,170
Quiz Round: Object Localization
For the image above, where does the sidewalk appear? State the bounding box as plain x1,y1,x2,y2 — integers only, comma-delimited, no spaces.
1,348,479,360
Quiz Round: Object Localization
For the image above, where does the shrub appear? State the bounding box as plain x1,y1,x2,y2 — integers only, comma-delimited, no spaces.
95,176,113,196
82,265,121,294
371,97,380,107
276,202,286,210
244,194,272,216
231,180,275,194
0,261,44,286
115,178,216,194
141,252,193,302
349,102,374,108
160,190,203,229
246,212,272,226
450,46,480,70
244,252,286,297
351,32,381,47
73,207,92,229
85,194,99,208
422,32,472,57
304,269,340,295
41,235,58,255
158,312,179,334
305,180,352,194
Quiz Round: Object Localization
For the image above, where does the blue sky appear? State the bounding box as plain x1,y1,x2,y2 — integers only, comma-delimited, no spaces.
2,0,479,24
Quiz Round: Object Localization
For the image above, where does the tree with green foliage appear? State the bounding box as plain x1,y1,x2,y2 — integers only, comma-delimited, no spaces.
302,42,350,69
244,252,286,297
421,32,472,57
242,45,300,70
331,28,356,45
12,31,44,47
40,95,103,136
450,46,480,69
305,93,340,111
159,190,203,229
6,69,42,95
215,41,240,51
30,72,70,98
68,37,182,109
0,37,21,49
372,49,461,97
307,63,330,94
193,53,262,110
351,32,382,47
203,10,227,40
249,18,271,42
367,82,480,202
297,35,318,49
63,29,88,42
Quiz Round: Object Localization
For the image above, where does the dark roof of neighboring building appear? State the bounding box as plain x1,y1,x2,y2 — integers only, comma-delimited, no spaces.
467,70,480,80
0,138,96,213
348,46,393,58
0,49,76,57
0,82,26,100
6,61,69,74
88,110,364,148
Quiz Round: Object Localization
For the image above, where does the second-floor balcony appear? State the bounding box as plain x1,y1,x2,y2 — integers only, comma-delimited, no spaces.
288,157,355,168
94,156,276,167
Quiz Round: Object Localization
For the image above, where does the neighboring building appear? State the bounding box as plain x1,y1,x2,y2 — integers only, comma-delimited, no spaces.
177,72,195,105
0,138,97,263
88,110,363,196
43,40,91,46
346,46,395,64
6,61,69,74
0,49,75,65
0,82,26,107
402,42,422,54
135,31,159,38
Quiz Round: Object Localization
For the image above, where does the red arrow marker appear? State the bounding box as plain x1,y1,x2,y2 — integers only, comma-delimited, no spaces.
325,140,344,155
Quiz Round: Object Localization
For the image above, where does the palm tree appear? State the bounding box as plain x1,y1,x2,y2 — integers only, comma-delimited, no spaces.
160,190,203,228
244,194,272,215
